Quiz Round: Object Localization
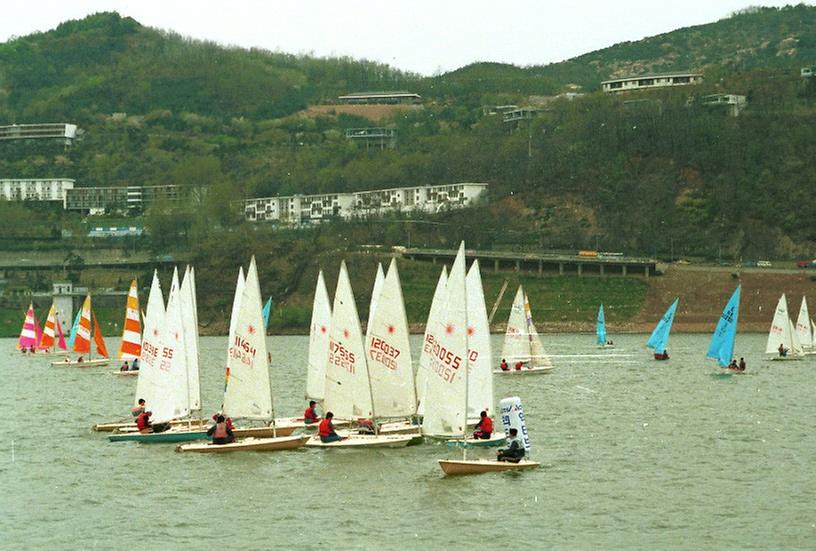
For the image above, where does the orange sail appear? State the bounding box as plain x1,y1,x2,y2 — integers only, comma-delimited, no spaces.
38,304,58,350
118,280,141,359
93,312,109,358
73,295,92,354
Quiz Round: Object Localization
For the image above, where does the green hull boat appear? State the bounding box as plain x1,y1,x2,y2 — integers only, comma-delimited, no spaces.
109,430,209,443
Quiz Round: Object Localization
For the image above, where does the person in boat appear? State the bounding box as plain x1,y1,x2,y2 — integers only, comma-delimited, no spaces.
131,398,146,417
303,401,321,424
318,412,343,443
211,412,235,431
514,361,523,371
356,418,376,435
607,340,614,346
136,410,153,434
656,351,669,360
473,410,493,439
120,361,130,372
500,359,509,371
728,359,738,370
738,357,746,371
29,346,36,354
208,415,235,445
497,428,525,463
77,356,84,363
131,358,140,371
778,343,788,357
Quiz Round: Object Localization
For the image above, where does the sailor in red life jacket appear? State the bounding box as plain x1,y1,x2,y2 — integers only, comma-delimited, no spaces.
136,410,153,434
131,398,146,418
318,412,343,443
211,412,234,431
500,359,509,371
514,361,523,371
207,414,235,445
303,401,321,425
472,410,493,439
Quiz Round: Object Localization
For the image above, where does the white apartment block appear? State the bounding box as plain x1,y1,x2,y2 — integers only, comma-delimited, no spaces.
601,72,702,93
244,183,488,224
0,178,75,208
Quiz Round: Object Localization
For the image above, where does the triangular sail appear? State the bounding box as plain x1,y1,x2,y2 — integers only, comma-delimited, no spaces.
38,304,58,350
135,271,165,408
118,280,142,360
365,258,416,418
646,298,679,355
525,293,552,367
366,263,385,337
707,286,740,367
67,308,81,350
151,268,189,424
324,261,373,420
262,297,273,331
180,267,201,412
465,260,493,419
416,265,448,415
422,242,468,437
92,312,109,358
223,258,273,419
502,287,530,363
73,296,92,355
596,305,607,345
765,294,803,356
33,310,43,347
795,297,813,349
55,312,67,351
17,303,38,350
306,270,331,402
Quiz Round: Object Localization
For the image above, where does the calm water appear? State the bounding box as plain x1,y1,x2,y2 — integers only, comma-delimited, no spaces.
2,333,815,550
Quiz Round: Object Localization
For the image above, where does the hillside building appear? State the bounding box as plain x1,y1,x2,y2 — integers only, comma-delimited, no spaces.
243,183,488,225
601,72,702,93
0,178,74,208
0,123,79,144
65,184,186,213
344,127,397,150
701,94,747,117
336,91,422,105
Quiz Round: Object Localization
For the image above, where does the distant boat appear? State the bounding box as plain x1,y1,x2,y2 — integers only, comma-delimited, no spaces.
51,295,109,367
706,286,742,374
646,298,679,361
794,297,814,354
596,305,614,348
37,303,68,356
262,297,273,331
17,303,38,353
496,286,554,374
765,294,803,361
117,280,142,364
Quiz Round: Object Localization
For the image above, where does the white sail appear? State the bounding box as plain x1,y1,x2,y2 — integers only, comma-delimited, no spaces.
229,266,246,338
422,243,468,437
525,293,552,367
416,265,448,415
795,297,813,349
180,266,201,412
135,271,165,409
306,270,332,401
365,258,416,418
152,268,190,424
223,257,273,419
465,260,493,419
501,286,530,363
366,263,385,338
765,294,803,356
324,261,373,419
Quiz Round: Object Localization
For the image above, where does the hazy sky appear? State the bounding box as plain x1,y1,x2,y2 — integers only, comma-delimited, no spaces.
1,1,811,75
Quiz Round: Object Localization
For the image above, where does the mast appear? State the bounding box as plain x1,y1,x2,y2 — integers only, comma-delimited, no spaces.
462,251,470,461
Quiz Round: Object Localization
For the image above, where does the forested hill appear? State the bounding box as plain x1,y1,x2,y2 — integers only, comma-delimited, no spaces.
1,7,816,264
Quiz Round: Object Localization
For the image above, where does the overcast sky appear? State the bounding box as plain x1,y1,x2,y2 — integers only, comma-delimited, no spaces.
1,1,811,75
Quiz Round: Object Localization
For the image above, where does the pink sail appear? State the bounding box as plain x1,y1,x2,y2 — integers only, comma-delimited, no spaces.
17,304,38,350
55,313,67,351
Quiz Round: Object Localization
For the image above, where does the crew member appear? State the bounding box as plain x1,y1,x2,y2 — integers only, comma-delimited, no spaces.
738,357,746,371
136,410,153,434
318,412,343,443
500,359,509,371
208,415,235,445
473,410,493,439
131,398,146,417
778,343,788,357
303,401,320,424
131,359,140,371
497,428,525,463
120,361,130,372
514,361,523,371
211,412,234,431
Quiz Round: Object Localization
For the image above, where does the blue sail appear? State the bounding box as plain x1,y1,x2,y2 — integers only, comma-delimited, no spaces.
646,298,679,354
706,286,741,367
262,297,272,331
596,305,606,345
67,308,82,349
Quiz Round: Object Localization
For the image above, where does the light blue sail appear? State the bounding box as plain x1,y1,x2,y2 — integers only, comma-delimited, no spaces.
596,305,607,345
262,297,272,330
706,286,741,367
67,308,82,349
647,298,679,354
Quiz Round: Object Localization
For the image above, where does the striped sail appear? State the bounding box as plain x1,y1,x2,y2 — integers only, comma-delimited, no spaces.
73,296,92,354
17,304,38,350
38,304,58,350
118,280,142,360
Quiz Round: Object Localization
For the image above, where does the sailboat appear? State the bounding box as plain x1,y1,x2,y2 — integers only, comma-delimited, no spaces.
646,298,679,361
766,294,803,361
114,280,142,375
110,268,208,442
496,286,554,374
306,270,331,404
706,286,742,375
17,303,39,354
38,304,68,356
306,260,414,448
178,258,308,453
794,297,814,354
422,243,504,448
51,295,110,367
439,395,540,475
416,265,447,416
596,304,614,348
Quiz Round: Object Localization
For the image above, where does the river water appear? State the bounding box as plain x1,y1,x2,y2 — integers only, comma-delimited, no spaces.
2,333,814,549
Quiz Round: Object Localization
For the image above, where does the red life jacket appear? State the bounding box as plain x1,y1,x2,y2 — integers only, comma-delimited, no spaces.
500,361,509,371
318,418,332,437
514,361,523,370
136,412,150,430
131,405,144,417
481,416,493,433
212,422,228,439
304,407,318,422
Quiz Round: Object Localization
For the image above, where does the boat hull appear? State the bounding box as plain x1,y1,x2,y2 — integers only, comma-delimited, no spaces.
176,435,309,453
232,425,297,438
493,366,554,375
51,358,110,367
112,370,139,376
427,433,507,448
769,356,803,361
305,434,414,448
93,418,208,432
109,429,209,443
438,459,540,475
